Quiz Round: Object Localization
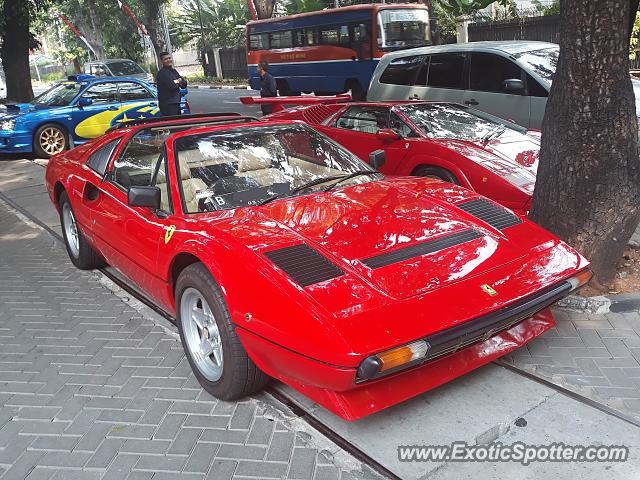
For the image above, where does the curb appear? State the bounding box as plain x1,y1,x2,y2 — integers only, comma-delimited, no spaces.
556,295,611,314
189,84,249,90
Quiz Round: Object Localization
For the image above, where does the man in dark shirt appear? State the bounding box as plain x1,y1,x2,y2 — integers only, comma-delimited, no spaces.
156,52,187,116
257,61,277,116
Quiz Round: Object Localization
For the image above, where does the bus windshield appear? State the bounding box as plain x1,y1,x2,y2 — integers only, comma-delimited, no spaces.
377,9,430,50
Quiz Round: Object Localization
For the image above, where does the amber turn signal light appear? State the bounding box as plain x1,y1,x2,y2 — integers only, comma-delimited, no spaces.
568,269,593,292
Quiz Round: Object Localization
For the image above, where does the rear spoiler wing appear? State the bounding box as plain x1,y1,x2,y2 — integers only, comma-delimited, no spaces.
240,94,351,113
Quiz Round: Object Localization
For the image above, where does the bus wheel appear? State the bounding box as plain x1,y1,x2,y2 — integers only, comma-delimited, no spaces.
347,81,365,101
278,81,300,96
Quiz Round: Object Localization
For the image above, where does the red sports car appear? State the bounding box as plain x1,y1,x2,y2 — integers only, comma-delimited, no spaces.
45,114,590,421
256,99,541,215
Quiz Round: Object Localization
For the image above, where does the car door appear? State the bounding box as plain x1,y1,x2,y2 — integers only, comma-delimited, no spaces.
117,81,160,122
463,53,531,127
88,129,174,296
408,53,467,103
328,105,411,170
72,82,121,141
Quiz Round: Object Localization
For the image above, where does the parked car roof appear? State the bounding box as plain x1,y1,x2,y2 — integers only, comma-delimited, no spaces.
381,40,557,61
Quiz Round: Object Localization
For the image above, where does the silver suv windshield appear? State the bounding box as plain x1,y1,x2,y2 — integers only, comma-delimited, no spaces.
174,124,380,213
376,9,430,50
514,46,559,85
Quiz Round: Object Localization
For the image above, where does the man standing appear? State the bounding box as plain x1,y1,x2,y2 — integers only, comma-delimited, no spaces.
257,61,277,115
156,52,187,116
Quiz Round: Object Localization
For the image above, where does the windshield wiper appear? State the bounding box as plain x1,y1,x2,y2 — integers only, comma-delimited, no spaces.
322,171,381,192
258,175,346,206
482,126,506,143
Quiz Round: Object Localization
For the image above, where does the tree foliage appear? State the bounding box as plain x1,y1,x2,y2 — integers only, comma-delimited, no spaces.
435,0,511,16
170,0,250,49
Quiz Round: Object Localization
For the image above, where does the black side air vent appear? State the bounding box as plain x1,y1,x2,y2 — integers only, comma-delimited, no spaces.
457,198,522,230
361,228,483,270
263,244,345,287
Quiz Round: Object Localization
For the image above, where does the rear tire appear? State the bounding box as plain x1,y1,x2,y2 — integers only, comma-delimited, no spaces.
413,165,459,185
176,263,270,400
59,191,104,270
347,81,365,101
34,123,68,158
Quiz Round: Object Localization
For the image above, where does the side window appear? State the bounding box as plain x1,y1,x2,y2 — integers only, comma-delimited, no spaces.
526,74,548,97
86,138,121,176
320,27,339,45
389,113,416,138
335,106,389,134
469,53,523,93
270,30,292,49
119,82,154,102
380,55,427,86
110,130,164,191
427,53,465,89
81,82,119,104
249,33,269,50
304,28,317,46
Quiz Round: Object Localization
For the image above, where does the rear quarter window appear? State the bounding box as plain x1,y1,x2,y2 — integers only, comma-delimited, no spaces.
86,138,121,176
380,55,427,86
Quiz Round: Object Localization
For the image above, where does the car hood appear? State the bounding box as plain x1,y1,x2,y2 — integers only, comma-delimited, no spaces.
431,132,539,191
255,178,527,299
0,102,50,119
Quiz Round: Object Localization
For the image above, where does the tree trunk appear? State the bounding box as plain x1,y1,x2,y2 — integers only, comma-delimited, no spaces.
253,0,274,20
529,0,640,289
424,1,441,45
140,0,166,59
0,0,34,102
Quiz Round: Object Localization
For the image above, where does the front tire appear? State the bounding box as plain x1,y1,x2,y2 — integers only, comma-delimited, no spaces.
413,165,459,185
175,263,269,400
59,191,104,270
34,124,68,158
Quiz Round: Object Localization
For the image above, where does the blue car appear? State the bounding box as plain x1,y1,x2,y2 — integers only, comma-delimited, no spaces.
0,75,190,158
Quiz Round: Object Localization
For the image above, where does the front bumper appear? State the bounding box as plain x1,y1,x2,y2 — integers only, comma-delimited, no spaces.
0,130,32,153
238,277,574,421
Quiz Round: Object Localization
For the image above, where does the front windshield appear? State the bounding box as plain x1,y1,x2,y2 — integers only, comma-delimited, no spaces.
32,82,83,106
399,103,525,140
514,47,558,85
377,9,430,50
107,61,145,76
174,124,378,213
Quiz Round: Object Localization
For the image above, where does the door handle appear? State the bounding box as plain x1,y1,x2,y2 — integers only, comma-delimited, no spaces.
465,99,479,106
409,94,420,101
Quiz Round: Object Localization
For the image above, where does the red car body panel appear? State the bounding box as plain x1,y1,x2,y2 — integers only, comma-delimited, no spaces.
46,117,588,421
263,99,540,215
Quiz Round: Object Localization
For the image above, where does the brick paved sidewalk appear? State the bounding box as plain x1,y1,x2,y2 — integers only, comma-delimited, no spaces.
503,308,640,421
0,200,378,479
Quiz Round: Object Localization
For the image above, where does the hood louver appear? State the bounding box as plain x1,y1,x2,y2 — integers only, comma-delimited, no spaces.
264,244,344,287
457,198,522,230
361,228,483,270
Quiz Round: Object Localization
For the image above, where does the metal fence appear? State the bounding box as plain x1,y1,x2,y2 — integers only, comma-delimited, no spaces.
219,47,247,79
468,14,560,43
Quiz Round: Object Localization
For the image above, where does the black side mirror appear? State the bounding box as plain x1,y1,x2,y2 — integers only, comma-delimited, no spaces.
128,186,160,209
369,149,386,170
503,79,525,94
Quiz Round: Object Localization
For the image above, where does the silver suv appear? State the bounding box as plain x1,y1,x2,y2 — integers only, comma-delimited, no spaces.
368,41,560,129
83,59,153,84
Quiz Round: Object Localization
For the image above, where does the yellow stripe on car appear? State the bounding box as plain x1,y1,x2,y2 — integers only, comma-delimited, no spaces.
74,102,149,138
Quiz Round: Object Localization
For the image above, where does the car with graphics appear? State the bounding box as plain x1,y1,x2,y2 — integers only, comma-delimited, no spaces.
45,114,591,420
262,98,540,215
0,74,189,158
366,41,640,131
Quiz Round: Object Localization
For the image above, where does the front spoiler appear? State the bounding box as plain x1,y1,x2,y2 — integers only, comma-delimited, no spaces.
238,308,555,421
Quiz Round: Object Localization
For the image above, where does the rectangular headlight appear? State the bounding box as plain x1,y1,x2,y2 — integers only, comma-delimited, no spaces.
0,119,15,131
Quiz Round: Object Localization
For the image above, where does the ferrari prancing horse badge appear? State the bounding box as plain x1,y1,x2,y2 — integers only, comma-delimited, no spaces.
480,284,498,296
164,225,176,244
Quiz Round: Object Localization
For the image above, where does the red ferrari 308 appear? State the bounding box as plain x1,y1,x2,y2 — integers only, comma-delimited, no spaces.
259,99,541,216
45,114,590,421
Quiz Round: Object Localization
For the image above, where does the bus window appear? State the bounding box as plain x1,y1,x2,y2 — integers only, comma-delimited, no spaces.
320,28,339,45
250,33,269,50
270,31,293,49
304,28,317,46
293,30,305,47
377,9,430,50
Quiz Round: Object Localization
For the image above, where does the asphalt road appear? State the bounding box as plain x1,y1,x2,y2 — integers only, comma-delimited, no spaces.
186,88,261,117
